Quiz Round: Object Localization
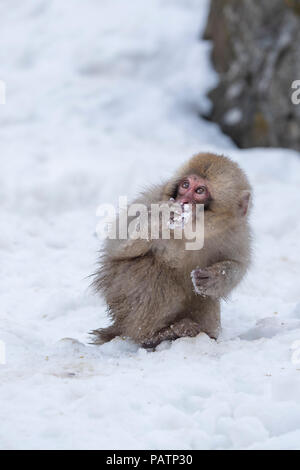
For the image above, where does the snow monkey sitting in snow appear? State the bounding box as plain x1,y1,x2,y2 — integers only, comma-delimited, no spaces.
92,153,252,348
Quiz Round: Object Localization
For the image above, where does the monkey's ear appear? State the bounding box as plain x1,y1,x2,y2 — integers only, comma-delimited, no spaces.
238,190,251,216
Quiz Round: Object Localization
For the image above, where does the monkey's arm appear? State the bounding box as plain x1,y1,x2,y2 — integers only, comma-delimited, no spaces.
107,200,177,260
107,238,152,260
191,261,246,298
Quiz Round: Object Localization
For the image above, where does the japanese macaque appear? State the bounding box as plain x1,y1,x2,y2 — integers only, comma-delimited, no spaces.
92,153,252,348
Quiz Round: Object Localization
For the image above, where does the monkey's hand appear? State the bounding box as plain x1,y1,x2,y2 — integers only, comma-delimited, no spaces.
191,261,244,298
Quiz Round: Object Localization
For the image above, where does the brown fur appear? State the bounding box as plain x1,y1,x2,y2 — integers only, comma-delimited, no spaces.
91,153,252,348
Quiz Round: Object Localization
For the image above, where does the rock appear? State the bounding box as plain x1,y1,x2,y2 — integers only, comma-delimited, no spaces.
204,0,300,150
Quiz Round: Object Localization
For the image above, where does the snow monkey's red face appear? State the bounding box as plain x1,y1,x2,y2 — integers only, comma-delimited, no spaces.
176,174,211,207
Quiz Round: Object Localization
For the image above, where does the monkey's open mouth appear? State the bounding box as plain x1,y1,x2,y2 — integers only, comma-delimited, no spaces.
168,204,192,230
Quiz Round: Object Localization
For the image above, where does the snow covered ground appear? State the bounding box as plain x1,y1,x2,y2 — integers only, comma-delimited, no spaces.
1,0,300,450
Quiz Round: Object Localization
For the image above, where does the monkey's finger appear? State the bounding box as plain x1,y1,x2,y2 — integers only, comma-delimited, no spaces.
192,268,212,280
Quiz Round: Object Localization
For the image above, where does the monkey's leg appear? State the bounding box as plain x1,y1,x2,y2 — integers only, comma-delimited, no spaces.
190,297,221,340
191,261,245,298
141,318,202,349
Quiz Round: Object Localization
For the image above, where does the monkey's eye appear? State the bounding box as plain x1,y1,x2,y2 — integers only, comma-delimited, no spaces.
196,186,206,194
181,181,189,189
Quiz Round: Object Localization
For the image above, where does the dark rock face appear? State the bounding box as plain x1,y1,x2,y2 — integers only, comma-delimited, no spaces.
204,0,300,150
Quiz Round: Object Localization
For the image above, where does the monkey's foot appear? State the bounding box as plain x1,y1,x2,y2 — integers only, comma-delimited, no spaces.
141,318,202,349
